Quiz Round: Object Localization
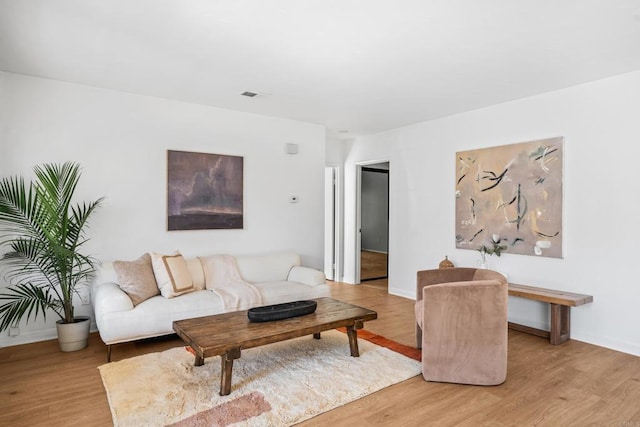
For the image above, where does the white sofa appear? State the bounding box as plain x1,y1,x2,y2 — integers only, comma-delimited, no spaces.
91,252,330,358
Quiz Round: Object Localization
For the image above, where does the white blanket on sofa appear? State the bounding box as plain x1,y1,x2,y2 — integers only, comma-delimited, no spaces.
199,255,263,312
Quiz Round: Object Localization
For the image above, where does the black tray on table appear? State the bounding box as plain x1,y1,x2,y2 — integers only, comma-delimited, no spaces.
247,300,317,322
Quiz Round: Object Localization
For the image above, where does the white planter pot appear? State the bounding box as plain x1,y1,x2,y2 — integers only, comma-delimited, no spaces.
56,316,91,352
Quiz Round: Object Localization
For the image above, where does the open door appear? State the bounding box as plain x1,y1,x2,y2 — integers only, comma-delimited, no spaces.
358,162,389,284
324,166,337,280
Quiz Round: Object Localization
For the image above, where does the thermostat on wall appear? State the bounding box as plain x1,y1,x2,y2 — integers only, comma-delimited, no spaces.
285,143,299,155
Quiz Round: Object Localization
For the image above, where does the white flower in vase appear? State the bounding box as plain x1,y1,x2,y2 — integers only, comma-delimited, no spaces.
477,234,507,269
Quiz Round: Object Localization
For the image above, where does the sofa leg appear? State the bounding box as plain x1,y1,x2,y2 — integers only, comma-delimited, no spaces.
416,323,422,349
107,344,112,363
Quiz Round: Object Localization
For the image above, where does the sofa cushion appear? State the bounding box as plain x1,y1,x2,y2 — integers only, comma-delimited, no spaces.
151,252,195,298
186,258,205,290
112,254,159,306
235,252,301,283
252,281,330,305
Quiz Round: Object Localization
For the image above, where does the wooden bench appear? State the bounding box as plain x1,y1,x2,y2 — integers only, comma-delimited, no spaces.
507,283,593,345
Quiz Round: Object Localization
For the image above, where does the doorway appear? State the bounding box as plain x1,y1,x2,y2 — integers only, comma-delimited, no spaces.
358,162,389,285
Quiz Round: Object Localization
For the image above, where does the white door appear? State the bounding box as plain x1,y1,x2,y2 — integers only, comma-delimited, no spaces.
324,167,336,280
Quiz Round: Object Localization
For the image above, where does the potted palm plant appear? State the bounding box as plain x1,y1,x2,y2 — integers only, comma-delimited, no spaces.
0,162,103,351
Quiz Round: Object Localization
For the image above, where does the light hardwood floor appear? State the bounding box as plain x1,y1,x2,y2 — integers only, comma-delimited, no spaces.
360,250,388,281
1,281,639,426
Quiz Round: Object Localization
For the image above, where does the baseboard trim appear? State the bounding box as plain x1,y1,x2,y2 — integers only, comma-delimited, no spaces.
0,322,98,348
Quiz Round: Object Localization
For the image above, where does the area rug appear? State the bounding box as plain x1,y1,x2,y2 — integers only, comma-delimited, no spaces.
98,330,421,426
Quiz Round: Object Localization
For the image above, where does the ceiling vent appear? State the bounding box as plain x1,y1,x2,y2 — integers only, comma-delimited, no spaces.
241,91,259,97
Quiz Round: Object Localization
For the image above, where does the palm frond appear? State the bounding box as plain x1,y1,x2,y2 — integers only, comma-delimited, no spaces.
0,176,44,243
68,198,104,249
0,283,63,330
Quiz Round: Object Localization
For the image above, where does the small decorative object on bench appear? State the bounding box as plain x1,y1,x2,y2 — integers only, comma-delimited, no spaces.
248,300,318,322
438,256,454,269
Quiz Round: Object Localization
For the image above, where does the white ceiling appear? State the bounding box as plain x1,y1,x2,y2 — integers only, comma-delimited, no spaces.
2,0,640,138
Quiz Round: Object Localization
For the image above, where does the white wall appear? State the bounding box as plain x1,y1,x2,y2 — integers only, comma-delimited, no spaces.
343,70,640,356
0,71,326,347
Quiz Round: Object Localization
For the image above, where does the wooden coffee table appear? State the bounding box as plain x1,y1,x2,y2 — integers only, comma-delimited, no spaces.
172,297,377,395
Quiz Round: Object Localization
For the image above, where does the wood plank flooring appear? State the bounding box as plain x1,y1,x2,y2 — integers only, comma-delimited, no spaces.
0,281,639,426
360,250,388,281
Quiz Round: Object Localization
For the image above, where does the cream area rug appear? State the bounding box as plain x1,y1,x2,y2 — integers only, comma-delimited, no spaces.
99,330,421,426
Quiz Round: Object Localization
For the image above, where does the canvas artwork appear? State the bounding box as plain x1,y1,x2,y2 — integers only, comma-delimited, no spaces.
455,137,563,258
167,150,243,231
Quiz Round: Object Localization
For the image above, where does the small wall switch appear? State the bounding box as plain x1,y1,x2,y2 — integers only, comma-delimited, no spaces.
79,290,91,305
285,143,299,155
9,327,19,337
289,195,299,203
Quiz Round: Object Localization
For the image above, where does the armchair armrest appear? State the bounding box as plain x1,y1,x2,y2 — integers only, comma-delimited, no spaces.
287,266,326,286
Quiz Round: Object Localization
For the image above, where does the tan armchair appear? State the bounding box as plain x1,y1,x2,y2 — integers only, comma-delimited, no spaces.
415,268,508,385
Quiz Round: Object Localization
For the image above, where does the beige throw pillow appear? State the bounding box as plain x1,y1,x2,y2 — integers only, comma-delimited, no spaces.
150,252,195,298
112,253,160,306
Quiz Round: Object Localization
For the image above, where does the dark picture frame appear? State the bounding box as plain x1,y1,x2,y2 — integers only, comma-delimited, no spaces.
167,150,243,230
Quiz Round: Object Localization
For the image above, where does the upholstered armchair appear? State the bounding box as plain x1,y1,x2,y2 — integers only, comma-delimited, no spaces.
415,268,508,386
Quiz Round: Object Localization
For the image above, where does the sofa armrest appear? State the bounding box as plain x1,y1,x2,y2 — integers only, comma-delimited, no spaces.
92,282,134,317
287,266,326,286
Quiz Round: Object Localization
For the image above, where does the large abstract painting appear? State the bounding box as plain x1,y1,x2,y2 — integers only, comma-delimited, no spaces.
167,150,243,231
455,137,563,258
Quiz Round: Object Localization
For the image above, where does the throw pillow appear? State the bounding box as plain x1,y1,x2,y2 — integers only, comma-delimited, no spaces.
112,253,160,306
150,252,195,298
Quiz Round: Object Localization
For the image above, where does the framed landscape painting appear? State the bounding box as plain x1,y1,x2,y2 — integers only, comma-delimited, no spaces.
167,150,243,230
455,137,563,258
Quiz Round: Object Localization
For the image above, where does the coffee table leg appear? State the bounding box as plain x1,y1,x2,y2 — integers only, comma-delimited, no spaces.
220,347,241,396
346,325,360,357
313,332,321,339
194,354,204,366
